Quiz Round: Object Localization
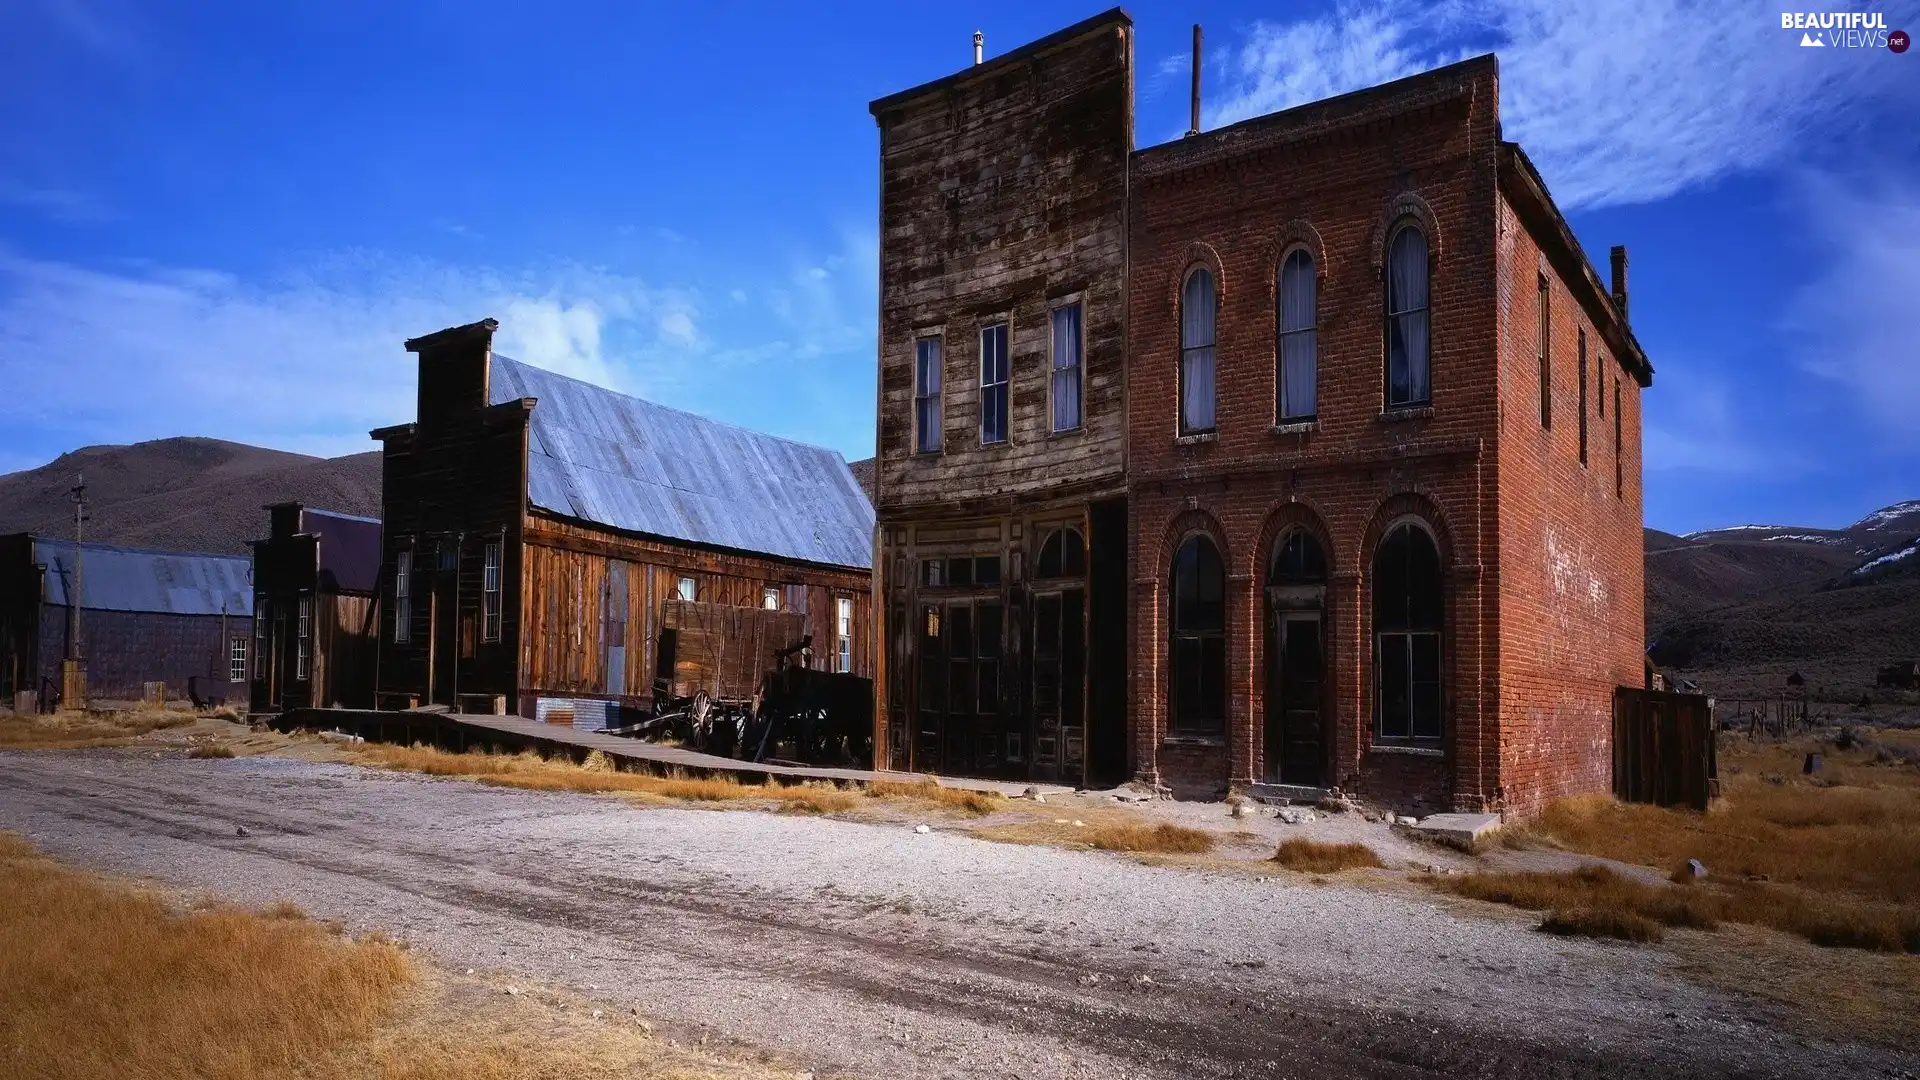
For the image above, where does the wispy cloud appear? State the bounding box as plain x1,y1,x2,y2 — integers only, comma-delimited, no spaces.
0,182,110,224
1642,364,1800,476
1786,169,1920,449
1205,0,1906,209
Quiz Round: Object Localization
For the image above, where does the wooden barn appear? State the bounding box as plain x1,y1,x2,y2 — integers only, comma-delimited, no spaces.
369,319,876,728
250,503,382,712
0,533,252,706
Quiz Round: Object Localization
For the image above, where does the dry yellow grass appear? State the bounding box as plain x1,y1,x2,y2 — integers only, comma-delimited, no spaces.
0,831,811,1080
1434,865,1719,933
0,707,195,749
1540,907,1666,943
187,742,236,759
1271,839,1385,873
1082,821,1215,853
866,778,1001,816
1478,738,1920,952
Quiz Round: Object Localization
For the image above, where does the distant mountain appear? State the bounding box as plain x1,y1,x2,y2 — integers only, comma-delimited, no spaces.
0,437,382,556
1646,500,1920,699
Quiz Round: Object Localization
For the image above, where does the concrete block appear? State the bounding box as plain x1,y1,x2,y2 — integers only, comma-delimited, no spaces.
1411,812,1502,850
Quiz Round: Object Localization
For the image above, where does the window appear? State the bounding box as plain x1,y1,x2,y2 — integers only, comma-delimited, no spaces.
979,322,1008,445
1169,535,1226,733
1270,529,1327,585
763,586,780,611
1180,268,1217,434
1050,303,1083,432
482,541,502,642
835,598,853,673
922,559,945,588
1537,275,1552,429
394,552,412,643
229,636,248,683
1577,328,1589,466
676,576,696,602
1598,350,1606,418
1374,523,1443,742
914,336,943,453
1385,225,1431,408
254,596,269,674
1036,528,1086,579
1614,379,1624,498
295,595,311,681
1278,249,1317,421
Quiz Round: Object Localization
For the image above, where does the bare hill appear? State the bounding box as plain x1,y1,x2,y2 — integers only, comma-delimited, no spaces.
0,437,382,556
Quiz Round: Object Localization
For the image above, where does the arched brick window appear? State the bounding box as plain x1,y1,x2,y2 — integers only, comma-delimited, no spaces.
1170,534,1226,733
1385,225,1431,408
1277,249,1317,421
1180,268,1217,434
1269,528,1327,585
1373,521,1442,743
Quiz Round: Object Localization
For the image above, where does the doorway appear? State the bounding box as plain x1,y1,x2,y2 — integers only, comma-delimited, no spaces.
1264,528,1329,787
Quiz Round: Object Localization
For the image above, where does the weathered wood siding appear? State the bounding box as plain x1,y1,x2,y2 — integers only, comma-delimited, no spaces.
518,513,872,711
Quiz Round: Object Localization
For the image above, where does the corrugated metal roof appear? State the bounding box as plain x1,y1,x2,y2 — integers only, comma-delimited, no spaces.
301,508,383,594
35,540,253,616
490,356,875,570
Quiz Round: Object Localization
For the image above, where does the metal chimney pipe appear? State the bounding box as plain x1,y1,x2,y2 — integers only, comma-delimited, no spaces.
973,30,984,65
1188,24,1203,136
1610,245,1630,321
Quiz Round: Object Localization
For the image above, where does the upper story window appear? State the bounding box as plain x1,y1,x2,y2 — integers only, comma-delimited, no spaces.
1385,225,1431,408
1277,249,1317,421
1180,268,1217,434
295,595,311,681
979,322,1009,446
393,552,412,644
676,576,696,602
1614,378,1624,499
1537,275,1552,429
1577,328,1590,466
1050,303,1083,433
914,336,943,454
482,541,502,642
835,598,854,673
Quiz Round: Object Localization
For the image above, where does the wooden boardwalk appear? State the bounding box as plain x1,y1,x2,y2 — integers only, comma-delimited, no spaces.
270,708,1072,798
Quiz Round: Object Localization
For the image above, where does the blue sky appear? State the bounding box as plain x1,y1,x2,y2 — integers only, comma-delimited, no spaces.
0,0,1914,535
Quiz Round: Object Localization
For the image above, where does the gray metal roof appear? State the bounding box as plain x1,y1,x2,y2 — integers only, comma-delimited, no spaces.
35,539,253,616
489,356,875,570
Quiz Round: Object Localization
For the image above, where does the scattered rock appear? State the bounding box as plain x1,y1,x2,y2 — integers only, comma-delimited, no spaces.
1131,974,1155,988
1685,858,1708,879
1277,809,1301,825
1072,819,1086,828
1023,786,1041,799
234,826,250,837
504,985,521,996
591,1009,603,1020
913,824,932,835
637,1019,652,1033
1396,815,1419,827
1054,818,1072,825
464,968,475,975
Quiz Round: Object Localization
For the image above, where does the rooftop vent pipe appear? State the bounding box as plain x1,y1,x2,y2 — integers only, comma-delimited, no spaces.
974,30,984,65
1187,24,1202,136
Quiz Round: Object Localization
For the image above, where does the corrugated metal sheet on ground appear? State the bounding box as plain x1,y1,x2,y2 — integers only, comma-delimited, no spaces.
34,540,253,616
490,356,875,570
534,697,617,732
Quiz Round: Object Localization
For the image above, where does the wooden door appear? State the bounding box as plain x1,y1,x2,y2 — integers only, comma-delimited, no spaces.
1266,612,1325,787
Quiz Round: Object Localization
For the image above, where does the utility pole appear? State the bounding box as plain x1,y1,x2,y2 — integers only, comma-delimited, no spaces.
64,474,88,709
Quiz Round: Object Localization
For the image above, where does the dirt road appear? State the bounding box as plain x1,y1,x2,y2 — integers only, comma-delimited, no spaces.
1,750,1910,1079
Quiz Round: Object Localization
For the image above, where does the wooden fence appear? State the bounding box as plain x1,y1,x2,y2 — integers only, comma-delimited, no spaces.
1612,687,1716,811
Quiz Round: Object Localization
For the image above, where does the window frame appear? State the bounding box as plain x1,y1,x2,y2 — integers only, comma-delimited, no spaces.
1168,533,1227,736
1614,378,1624,499
1371,518,1445,746
835,597,854,674
229,635,248,684
1048,297,1086,434
1276,247,1318,423
1178,267,1218,436
295,593,311,682
481,540,502,643
676,576,696,602
1384,223,1433,410
253,595,269,676
762,586,780,611
978,320,1010,447
1537,274,1552,430
1577,327,1589,467
393,551,412,644
913,333,944,455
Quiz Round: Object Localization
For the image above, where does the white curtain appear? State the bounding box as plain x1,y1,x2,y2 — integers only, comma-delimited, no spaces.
1387,228,1430,405
1181,269,1216,431
1278,250,1317,419
1051,304,1082,431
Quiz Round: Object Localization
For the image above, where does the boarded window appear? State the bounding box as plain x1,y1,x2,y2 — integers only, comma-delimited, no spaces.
915,336,943,453
482,542,502,642
979,322,1008,446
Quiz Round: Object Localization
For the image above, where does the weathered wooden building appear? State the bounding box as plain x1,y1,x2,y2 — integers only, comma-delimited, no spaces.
0,534,252,705
369,319,875,724
867,9,1135,785
250,503,382,712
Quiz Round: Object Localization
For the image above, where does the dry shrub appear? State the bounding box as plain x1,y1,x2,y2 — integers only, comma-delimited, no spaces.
1541,907,1666,943
0,832,412,1080
1271,839,1385,873
187,743,236,759
0,707,194,749
866,779,1001,816
1434,865,1720,930
1083,822,1215,854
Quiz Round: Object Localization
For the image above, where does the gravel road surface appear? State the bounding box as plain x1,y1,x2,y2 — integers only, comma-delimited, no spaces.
2,750,1912,1079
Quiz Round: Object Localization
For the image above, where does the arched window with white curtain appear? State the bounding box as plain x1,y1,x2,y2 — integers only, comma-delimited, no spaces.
1277,249,1317,421
1385,225,1431,408
1180,268,1217,434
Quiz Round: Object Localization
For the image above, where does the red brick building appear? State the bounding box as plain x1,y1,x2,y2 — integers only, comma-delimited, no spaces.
1126,57,1650,814
870,17,1650,816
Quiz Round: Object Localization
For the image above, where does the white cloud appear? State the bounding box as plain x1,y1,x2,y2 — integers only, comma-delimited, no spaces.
1642,364,1793,475
0,182,110,224
1205,0,1906,209
657,309,697,346
1787,170,1920,448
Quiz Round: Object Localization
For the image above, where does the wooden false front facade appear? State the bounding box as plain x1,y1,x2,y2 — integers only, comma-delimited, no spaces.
371,319,876,726
251,504,382,712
